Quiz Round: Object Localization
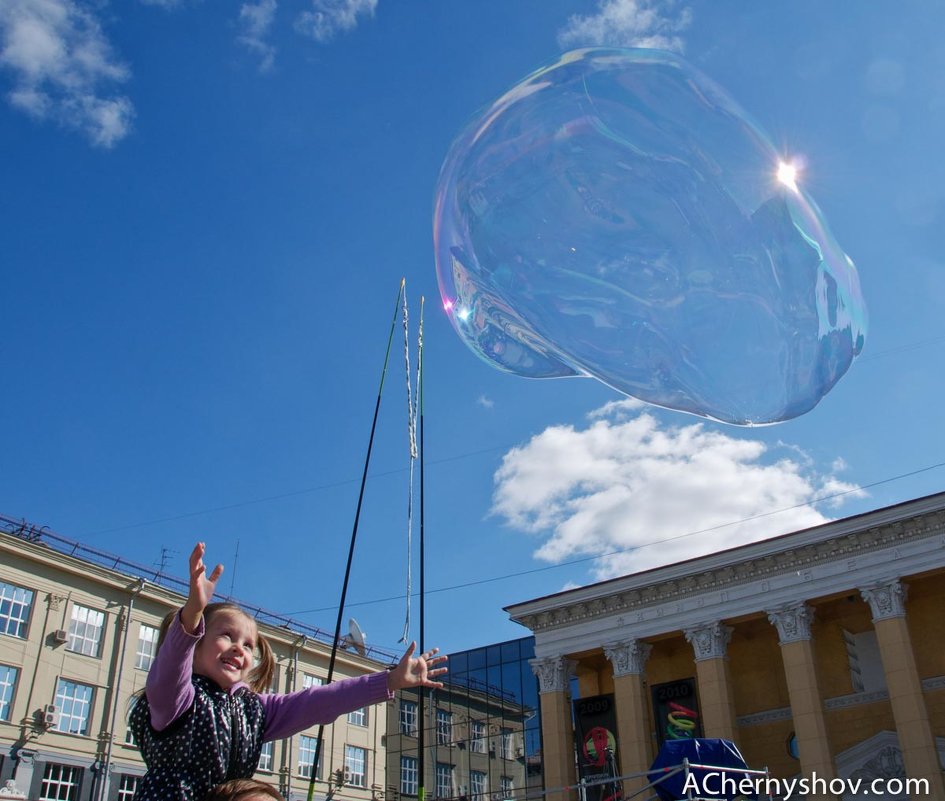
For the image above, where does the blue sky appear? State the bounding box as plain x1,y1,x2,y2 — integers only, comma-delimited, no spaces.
2,0,944,657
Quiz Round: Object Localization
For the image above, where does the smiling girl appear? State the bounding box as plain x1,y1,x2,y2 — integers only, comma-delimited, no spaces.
130,543,447,800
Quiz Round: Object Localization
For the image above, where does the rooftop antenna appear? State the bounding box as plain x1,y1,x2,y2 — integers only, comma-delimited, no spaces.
154,547,175,580
228,539,240,598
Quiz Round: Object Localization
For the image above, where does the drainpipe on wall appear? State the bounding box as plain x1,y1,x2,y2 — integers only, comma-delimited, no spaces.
284,635,307,800
96,577,146,801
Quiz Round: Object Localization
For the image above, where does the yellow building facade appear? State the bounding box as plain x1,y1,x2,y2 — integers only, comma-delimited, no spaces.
0,526,392,801
507,492,945,801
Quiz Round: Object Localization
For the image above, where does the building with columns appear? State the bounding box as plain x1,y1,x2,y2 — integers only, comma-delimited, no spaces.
507,492,945,800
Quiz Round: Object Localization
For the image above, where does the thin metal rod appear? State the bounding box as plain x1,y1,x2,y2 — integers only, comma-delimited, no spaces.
417,296,427,801
307,279,405,801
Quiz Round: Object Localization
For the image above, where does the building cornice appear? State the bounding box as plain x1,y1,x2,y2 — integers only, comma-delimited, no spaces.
505,495,945,657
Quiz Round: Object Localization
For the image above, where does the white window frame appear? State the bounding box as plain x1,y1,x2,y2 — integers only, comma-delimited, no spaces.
436,709,452,746
470,770,488,801
258,739,274,772
400,755,418,796
500,776,513,799
436,763,454,799
0,663,18,721
470,719,486,753
344,744,366,788
135,623,159,670
0,580,34,638
67,604,105,657
302,673,324,689
54,678,94,735
117,774,138,801
347,706,368,726
299,734,318,778
500,728,514,760
400,699,418,736
40,763,82,801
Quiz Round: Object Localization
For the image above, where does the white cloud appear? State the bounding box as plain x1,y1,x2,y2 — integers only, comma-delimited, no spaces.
238,0,278,72
0,0,133,147
557,0,692,53
295,0,376,43
492,406,866,581
477,395,495,410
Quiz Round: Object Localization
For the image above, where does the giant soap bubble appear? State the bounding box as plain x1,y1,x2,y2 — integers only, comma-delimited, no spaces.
433,48,866,425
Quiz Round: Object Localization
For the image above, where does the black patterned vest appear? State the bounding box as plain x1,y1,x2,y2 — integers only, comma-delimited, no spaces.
130,674,267,801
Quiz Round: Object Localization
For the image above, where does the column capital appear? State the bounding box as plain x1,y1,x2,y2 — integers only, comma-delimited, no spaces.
860,579,908,622
529,656,577,694
767,602,815,644
684,621,733,661
603,640,652,677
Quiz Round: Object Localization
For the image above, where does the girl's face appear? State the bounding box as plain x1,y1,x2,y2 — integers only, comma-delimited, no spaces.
193,609,258,690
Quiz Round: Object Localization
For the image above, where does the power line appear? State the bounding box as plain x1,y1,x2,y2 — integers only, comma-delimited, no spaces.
282,458,945,616
80,445,507,537
76,333,945,539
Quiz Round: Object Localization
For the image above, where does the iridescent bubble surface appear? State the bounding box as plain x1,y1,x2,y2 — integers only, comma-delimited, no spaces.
433,48,866,425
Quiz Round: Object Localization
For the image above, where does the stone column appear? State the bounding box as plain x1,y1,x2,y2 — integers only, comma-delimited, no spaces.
684,622,738,742
531,656,578,801
861,580,945,798
768,603,836,799
603,640,652,797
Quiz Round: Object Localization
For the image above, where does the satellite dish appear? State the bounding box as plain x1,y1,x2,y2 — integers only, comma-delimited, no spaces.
347,618,367,656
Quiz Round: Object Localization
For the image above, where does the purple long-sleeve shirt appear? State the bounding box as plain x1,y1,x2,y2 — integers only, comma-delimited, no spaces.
146,610,393,741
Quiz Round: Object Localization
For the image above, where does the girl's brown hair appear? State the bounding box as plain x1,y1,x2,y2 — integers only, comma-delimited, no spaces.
203,778,284,801
140,603,276,695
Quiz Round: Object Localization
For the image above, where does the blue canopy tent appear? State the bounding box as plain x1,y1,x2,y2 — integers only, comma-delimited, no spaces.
646,739,760,801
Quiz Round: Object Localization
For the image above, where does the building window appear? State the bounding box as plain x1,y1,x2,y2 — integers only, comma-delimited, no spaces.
400,699,418,736
348,706,367,726
0,664,19,721
500,728,514,760
258,740,273,772
436,709,452,745
135,624,159,670
470,771,487,801
400,756,418,796
344,745,366,788
500,777,513,799
299,735,318,778
125,728,137,747
0,580,33,638
435,763,453,799
54,678,94,735
39,763,82,801
117,774,138,801
470,719,486,753
302,673,324,689
67,604,105,657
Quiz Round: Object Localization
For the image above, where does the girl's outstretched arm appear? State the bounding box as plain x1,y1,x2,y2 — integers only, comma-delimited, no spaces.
260,643,448,742
260,671,392,741
145,611,203,730
145,543,221,730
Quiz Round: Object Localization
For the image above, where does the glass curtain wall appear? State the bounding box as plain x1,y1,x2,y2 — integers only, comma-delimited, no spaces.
387,638,542,801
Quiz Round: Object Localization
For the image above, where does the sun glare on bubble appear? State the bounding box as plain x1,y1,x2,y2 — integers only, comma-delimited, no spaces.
777,161,799,191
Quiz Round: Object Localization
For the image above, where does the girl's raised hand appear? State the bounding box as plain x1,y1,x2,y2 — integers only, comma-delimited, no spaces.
181,542,223,634
387,641,448,692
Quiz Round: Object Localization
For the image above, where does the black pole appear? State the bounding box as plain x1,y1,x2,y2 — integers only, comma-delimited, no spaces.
307,280,405,801
417,297,426,801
